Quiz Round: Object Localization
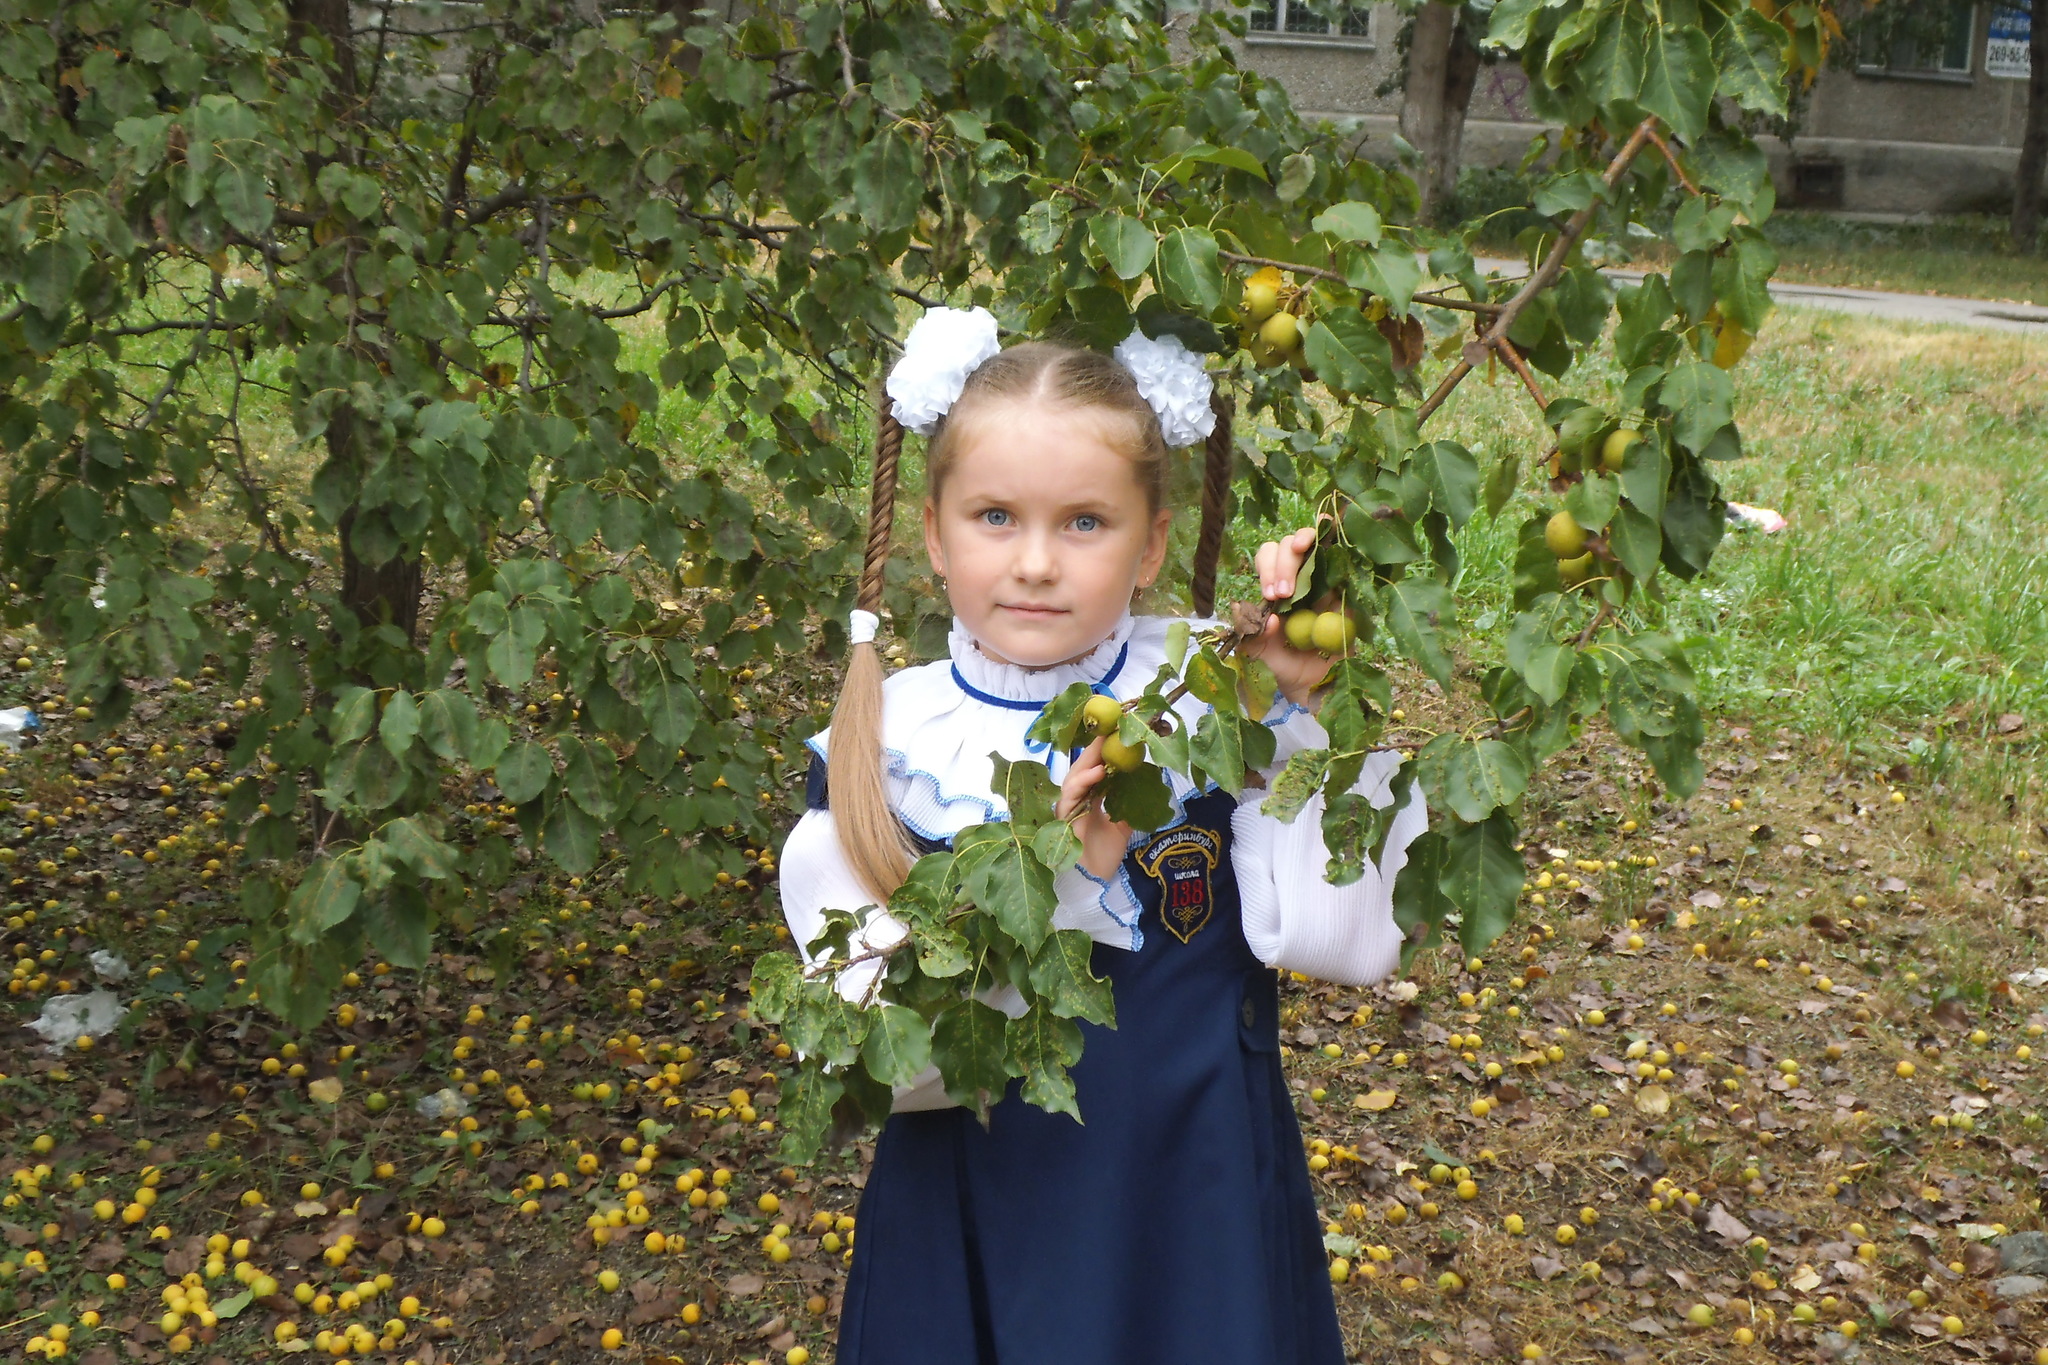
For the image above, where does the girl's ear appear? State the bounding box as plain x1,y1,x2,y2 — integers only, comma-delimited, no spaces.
1136,506,1174,588
922,498,946,577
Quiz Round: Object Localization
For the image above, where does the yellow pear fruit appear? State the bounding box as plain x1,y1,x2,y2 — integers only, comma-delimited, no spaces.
1544,510,1588,559
1100,732,1148,774
1309,611,1356,656
1282,609,1318,651
1241,278,1281,324
1557,552,1595,587
1257,311,1300,358
1600,429,1641,473
1081,695,1124,741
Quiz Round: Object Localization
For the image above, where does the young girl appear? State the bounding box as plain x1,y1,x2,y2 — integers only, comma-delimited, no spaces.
779,313,1427,1365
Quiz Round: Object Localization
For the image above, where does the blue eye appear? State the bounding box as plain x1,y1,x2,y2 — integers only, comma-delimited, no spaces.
980,509,1011,527
1073,515,1100,533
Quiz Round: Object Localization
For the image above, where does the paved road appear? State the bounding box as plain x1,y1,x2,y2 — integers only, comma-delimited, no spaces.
1471,257,2048,334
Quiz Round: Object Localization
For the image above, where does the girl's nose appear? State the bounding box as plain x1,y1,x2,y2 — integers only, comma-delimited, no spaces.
1012,530,1059,582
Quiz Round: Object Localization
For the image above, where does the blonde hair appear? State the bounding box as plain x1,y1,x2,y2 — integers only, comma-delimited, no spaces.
826,341,1181,906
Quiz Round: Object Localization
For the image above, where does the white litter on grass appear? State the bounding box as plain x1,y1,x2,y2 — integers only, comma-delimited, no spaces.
415,1088,471,1120
25,990,124,1052
2011,968,2048,988
0,707,39,750
1385,980,1419,1003
90,951,131,982
1726,502,1788,533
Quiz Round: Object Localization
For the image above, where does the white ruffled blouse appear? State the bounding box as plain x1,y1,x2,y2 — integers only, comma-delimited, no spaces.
777,612,1428,1111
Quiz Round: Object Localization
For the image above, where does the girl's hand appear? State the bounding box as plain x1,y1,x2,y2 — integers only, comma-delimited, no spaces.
1239,522,1340,709
1056,736,1133,880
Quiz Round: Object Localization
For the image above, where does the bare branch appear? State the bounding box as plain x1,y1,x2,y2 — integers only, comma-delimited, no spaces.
1489,332,1548,412
1645,128,1698,195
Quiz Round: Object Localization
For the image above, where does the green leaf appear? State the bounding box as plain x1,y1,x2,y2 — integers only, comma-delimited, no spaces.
776,1066,844,1165
1089,214,1157,281
931,1000,1015,1114
1009,1004,1084,1121
1564,473,1619,532
213,165,273,236
542,795,600,875
989,754,1059,829
1443,812,1522,957
1032,820,1081,874
1718,8,1791,117
1444,741,1530,822
852,129,922,234
913,924,971,978
1156,228,1224,312
860,1004,934,1089
1658,363,1734,454
1386,579,1454,687
1390,829,1451,969
330,686,376,746
1100,764,1175,831
383,817,458,880
1028,929,1116,1023
1310,201,1382,244
1487,0,1547,50
1483,449,1520,519
748,952,803,1023
1413,441,1480,530
1639,25,1716,141
1351,244,1423,315
212,1288,254,1321
952,822,1057,954
286,856,360,945
1190,709,1247,797
494,741,552,805
1619,432,1670,520
1304,312,1397,403
1275,151,1316,202
1262,748,1330,823
1607,503,1662,581
379,690,419,759
417,690,478,763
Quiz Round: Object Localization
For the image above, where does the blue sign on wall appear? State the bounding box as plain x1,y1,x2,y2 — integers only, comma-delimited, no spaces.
1988,3,2032,79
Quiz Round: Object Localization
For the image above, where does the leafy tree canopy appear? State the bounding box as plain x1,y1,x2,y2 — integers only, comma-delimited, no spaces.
0,0,1832,1158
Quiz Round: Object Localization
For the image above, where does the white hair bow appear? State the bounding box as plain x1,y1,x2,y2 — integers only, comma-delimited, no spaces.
884,306,1217,448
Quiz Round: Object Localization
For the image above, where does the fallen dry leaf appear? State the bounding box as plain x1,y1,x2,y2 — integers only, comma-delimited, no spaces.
1633,1085,1670,1116
1355,1090,1398,1111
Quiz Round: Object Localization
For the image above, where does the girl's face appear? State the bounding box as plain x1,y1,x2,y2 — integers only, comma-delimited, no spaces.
923,399,1171,670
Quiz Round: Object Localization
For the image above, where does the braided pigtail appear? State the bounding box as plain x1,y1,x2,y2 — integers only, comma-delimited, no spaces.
1190,388,1235,620
826,405,920,908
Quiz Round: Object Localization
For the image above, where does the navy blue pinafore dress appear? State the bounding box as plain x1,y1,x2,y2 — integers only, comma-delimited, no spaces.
804,757,1346,1365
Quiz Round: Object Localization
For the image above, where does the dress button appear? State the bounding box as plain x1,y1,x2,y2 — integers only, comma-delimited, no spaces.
1240,997,1256,1029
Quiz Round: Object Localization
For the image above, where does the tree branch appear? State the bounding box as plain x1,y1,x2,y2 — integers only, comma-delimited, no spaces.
1416,119,1659,425
1217,249,1503,315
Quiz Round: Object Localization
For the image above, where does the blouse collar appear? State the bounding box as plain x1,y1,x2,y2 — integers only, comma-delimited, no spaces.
946,611,1137,705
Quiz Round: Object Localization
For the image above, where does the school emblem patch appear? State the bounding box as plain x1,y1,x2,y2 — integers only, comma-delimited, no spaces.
1137,825,1221,943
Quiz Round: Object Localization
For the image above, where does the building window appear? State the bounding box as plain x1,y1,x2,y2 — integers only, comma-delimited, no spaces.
1247,0,1373,44
1857,0,1976,76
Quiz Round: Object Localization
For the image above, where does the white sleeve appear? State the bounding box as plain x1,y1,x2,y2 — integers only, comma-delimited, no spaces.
778,809,909,1007
776,809,1095,1113
1231,748,1427,988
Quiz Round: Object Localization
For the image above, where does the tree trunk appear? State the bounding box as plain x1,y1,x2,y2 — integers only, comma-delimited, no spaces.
2015,0,2046,249
1400,3,1485,223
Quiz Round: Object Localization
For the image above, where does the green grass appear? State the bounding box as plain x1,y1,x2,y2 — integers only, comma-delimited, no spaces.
1228,308,2048,797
